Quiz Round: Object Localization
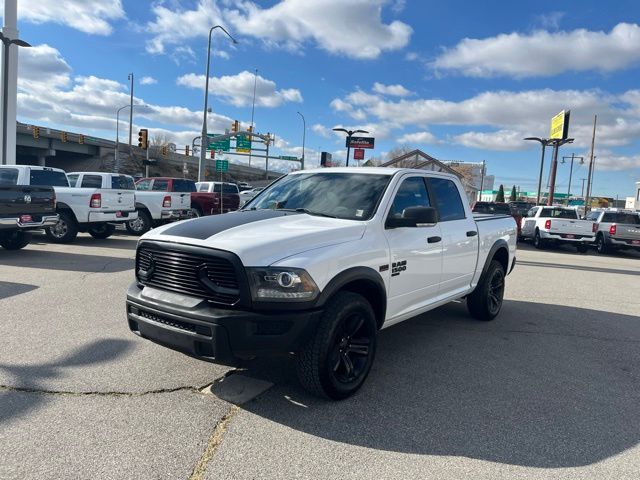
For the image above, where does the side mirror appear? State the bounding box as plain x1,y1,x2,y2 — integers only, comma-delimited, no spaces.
386,206,439,228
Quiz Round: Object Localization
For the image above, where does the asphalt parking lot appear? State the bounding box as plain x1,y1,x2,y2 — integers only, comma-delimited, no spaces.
1,233,639,479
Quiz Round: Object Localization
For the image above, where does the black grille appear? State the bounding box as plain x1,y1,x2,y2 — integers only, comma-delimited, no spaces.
135,308,212,336
136,244,241,305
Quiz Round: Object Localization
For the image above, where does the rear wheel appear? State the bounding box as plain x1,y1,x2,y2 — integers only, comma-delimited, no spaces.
296,292,377,400
45,211,78,243
88,223,115,239
191,206,203,218
467,260,505,321
576,244,589,254
126,210,152,236
533,230,545,249
0,231,32,250
596,234,608,255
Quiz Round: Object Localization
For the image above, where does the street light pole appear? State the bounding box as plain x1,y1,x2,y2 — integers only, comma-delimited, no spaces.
524,137,551,205
0,32,30,165
128,73,134,146
332,128,369,167
199,25,238,182
297,111,306,170
115,103,148,172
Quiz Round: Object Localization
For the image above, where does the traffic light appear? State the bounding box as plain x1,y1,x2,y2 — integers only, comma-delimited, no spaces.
33,126,39,139
161,145,168,156
210,149,215,159
185,145,190,156
78,134,85,145
248,125,253,141
61,131,68,143
264,132,271,145
231,120,239,133
137,129,148,150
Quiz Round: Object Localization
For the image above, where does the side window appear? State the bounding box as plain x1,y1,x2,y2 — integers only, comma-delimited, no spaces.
586,211,600,221
152,180,169,191
136,179,151,191
197,183,209,192
388,177,430,220
428,178,466,221
66,174,79,187
602,213,616,222
81,175,103,188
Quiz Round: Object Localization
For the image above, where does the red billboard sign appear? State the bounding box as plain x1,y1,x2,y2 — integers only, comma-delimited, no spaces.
347,136,375,149
353,148,365,160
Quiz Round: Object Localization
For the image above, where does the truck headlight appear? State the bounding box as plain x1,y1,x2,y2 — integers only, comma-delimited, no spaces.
247,267,319,302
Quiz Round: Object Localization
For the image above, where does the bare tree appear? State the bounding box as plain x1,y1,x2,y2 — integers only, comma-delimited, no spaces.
150,133,170,146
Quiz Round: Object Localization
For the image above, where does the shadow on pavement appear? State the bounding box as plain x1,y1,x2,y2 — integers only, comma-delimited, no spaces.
0,281,39,300
518,259,640,276
29,233,138,252
0,249,133,273
517,241,640,259
242,300,640,468
0,339,134,425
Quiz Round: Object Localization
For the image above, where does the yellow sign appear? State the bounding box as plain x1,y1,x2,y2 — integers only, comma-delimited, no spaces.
549,110,569,139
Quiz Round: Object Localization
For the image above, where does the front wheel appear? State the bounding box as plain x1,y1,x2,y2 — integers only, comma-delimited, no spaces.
88,223,115,239
296,292,377,400
467,260,505,321
0,231,32,250
45,211,78,243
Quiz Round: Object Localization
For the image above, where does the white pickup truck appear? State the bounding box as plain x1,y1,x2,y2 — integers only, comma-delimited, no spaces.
125,177,193,236
0,165,136,242
126,168,517,399
520,205,595,252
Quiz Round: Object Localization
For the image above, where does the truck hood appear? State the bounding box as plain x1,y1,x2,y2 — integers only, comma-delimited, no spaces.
142,209,366,265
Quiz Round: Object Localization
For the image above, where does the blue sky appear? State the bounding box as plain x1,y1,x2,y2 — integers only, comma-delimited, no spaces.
8,0,640,197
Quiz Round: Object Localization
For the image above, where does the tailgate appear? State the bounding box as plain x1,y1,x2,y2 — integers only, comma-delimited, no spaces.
173,192,191,210
0,186,56,216
222,193,240,210
549,219,593,235
99,189,136,211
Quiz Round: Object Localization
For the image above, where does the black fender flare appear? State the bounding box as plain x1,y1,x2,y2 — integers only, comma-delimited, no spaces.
480,239,509,277
55,202,78,223
315,266,387,327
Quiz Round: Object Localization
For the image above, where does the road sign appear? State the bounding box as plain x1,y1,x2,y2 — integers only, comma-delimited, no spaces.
347,136,375,149
208,134,230,151
279,155,298,161
215,159,229,172
236,134,251,153
549,110,570,140
353,148,365,160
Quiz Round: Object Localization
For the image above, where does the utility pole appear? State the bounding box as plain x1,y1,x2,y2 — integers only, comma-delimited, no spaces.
478,160,485,201
524,137,551,205
248,68,257,167
546,137,574,206
128,73,134,147
580,178,586,197
584,115,597,213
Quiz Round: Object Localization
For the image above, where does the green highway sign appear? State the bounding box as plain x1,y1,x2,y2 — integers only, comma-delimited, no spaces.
215,159,229,172
279,155,298,161
208,134,230,151
236,134,251,153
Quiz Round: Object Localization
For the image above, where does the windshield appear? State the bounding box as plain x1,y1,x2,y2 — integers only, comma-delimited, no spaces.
245,172,392,220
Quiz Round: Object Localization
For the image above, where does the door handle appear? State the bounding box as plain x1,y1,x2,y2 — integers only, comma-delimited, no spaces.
466,230,478,237
427,236,441,243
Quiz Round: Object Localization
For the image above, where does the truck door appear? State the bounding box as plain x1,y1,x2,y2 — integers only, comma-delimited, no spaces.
427,177,479,296
384,176,443,320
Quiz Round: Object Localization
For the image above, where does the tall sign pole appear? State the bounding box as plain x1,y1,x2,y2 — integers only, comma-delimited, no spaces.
128,73,134,146
1,0,19,165
584,115,597,213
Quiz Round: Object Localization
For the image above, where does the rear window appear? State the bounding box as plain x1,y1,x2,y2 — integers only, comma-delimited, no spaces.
0,168,19,186
111,175,135,190
540,208,578,219
81,175,103,188
473,203,511,215
172,179,196,192
604,213,640,224
30,169,69,187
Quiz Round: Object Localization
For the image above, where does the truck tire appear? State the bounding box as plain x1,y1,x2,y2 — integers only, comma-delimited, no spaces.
596,234,608,255
296,291,377,400
0,231,32,250
191,206,203,218
45,211,78,243
576,244,589,254
467,260,505,321
126,210,152,236
88,223,115,239
533,230,546,250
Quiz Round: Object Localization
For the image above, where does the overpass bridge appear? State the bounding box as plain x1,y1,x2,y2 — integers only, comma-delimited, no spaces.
13,122,283,182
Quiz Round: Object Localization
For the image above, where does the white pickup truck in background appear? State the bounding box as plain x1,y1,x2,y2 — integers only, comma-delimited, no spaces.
0,165,136,243
520,205,595,252
127,168,517,400
125,177,193,235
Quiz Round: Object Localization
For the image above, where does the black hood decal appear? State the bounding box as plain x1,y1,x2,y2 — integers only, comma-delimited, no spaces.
162,209,301,240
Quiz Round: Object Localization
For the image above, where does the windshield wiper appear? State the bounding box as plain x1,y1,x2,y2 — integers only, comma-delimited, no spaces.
292,208,337,218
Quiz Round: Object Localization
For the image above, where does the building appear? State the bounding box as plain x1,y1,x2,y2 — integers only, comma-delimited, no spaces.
625,180,640,210
382,150,479,202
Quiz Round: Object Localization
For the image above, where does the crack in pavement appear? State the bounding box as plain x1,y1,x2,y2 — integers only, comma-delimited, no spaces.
188,405,241,480
80,257,134,280
0,382,215,397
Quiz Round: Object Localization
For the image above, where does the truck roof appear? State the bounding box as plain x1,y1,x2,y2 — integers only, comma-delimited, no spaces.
68,171,132,176
289,167,459,178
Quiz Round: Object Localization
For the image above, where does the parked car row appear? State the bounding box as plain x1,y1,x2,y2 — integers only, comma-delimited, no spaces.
0,165,245,249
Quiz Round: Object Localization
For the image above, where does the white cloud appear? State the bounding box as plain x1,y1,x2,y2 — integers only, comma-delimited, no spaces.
535,11,565,30
397,131,439,145
372,82,413,97
140,76,158,85
589,150,640,172
433,23,640,78
18,44,71,89
17,0,124,35
330,98,366,121
312,124,332,138
177,70,302,108
453,130,529,151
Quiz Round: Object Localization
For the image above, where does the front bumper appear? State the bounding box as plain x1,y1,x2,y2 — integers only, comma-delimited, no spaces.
88,210,138,223
126,282,322,365
0,214,59,231
160,209,193,220
540,231,595,243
